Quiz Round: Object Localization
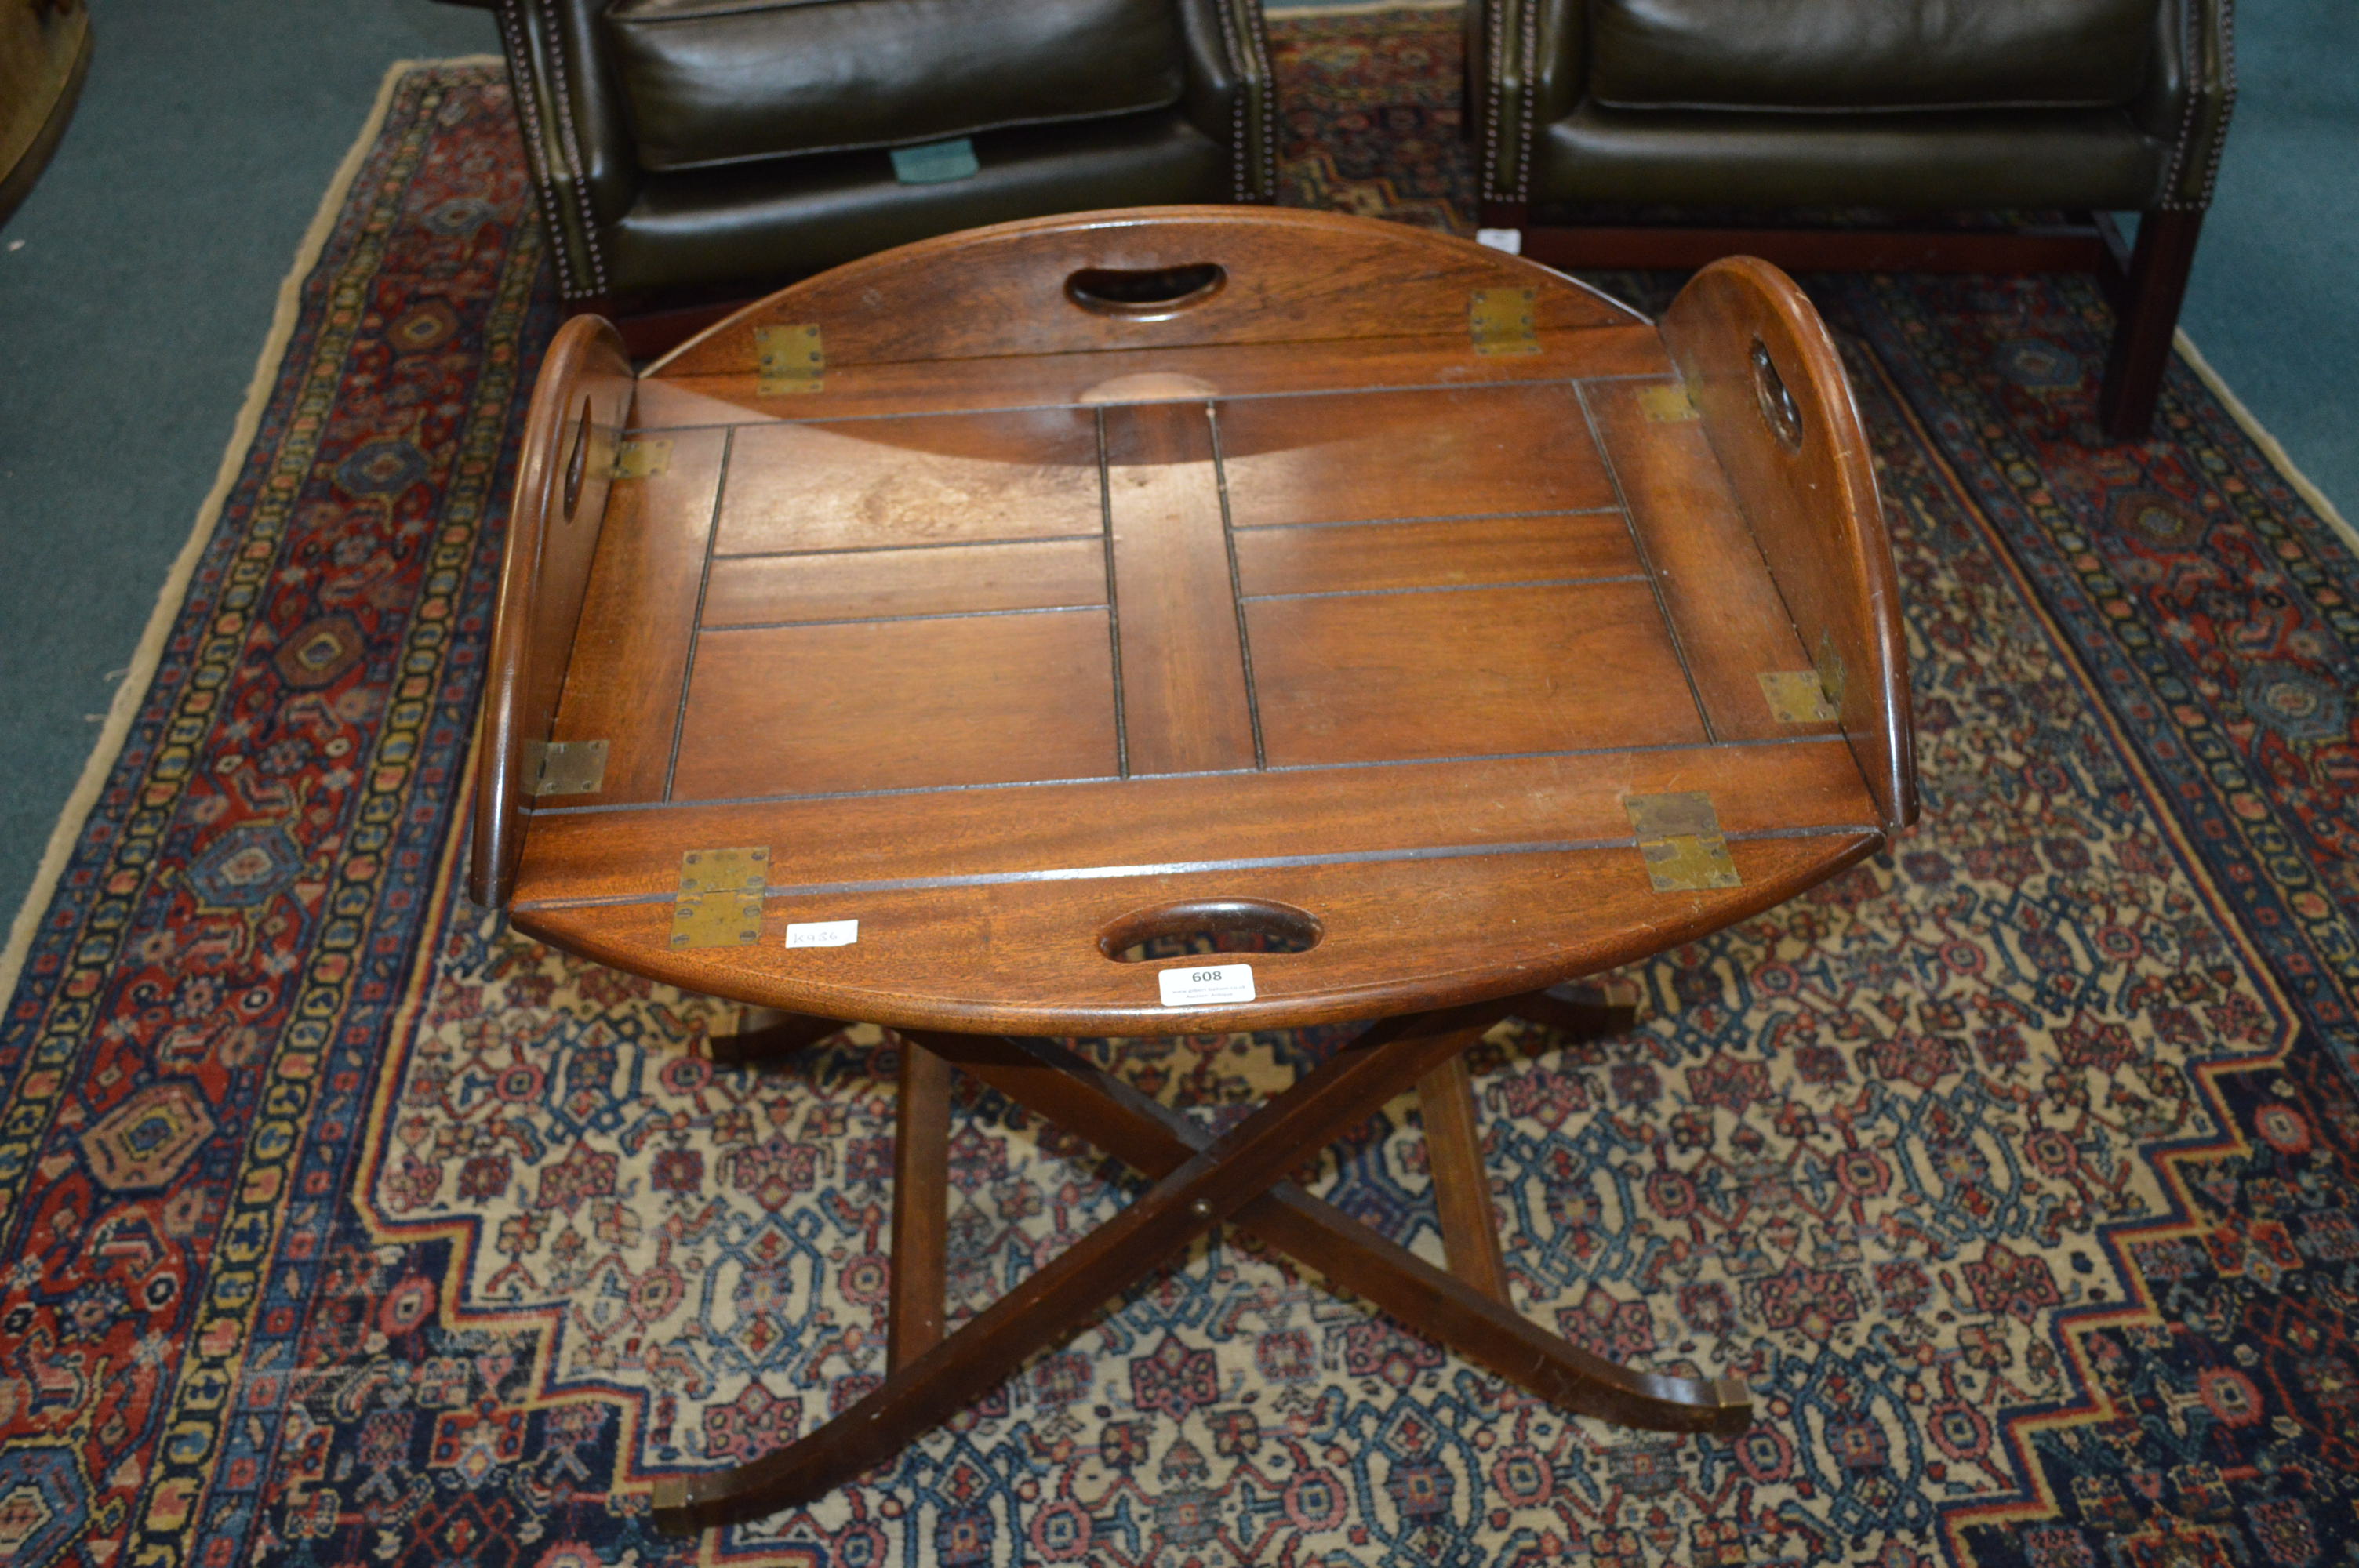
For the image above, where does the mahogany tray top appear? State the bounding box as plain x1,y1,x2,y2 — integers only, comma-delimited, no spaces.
471,207,1914,1036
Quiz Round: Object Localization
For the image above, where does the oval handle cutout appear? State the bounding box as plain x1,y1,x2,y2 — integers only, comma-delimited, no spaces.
1750,338,1803,451
1099,898,1321,963
561,396,594,520
1066,263,1227,319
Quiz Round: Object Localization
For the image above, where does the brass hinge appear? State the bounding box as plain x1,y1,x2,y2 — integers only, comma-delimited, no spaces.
1815,630,1848,713
612,438,671,479
671,847,769,949
754,324,824,395
1624,792,1741,892
1757,670,1839,723
1469,288,1539,357
1639,383,1699,423
527,739,607,797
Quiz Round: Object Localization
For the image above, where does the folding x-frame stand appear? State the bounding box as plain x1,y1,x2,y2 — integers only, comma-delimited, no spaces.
652,987,1751,1534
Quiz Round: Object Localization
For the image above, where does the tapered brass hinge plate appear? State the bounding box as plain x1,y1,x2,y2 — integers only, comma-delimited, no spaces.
672,847,769,949
1469,289,1539,356
1757,670,1839,723
1625,792,1741,892
755,324,823,395
1815,630,1848,713
528,739,607,797
1639,383,1699,422
612,438,671,479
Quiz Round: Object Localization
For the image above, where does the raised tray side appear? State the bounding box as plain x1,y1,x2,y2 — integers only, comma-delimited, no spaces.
1660,256,1917,833
646,205,1645,379
468,314,635,907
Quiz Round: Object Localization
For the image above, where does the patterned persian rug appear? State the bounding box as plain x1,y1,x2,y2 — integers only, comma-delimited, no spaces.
5,13,2357,1568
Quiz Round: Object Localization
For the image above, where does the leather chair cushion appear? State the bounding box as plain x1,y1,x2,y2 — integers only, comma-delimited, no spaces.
605,0,1187,172
1532,103,2168,211
606,110,1231,292
1588,0,2158,114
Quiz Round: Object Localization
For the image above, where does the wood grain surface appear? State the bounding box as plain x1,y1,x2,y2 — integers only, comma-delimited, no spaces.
474,213,1920,1530
650,207,1642,378
469,315,635,905
546,426,725,804
1215,384,1618,526
1659,256,1917,831
630,325,1671,427
1103,401,1258,775
474,210,1914,1035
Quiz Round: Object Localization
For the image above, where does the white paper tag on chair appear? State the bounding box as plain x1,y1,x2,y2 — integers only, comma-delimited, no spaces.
1474,227,1524,254
1158,964,1255,1006
784,920,859,949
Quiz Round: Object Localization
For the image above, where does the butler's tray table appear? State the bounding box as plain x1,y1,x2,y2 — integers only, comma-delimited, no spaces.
469,207,1917,1532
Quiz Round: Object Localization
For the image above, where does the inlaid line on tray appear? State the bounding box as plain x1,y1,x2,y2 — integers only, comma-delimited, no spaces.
1241,574,1648,604
1096,406,1129,779
525,733,1852,815
1232,506,1623,532
626,368,1691,437
709,532,1105,561
662,425,732,803
1205,404,1266,769
510,823,1881,912
1572,380,1717,744
703,604,1106,633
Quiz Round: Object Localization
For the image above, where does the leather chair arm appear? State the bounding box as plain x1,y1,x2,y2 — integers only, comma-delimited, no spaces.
493,0,643,299
2136,0,2236,210
1175,0,1277,201
1470,0,1584,204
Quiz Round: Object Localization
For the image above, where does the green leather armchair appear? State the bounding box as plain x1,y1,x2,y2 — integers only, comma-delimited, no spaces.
489,0,1275,347
1467,0,2235,439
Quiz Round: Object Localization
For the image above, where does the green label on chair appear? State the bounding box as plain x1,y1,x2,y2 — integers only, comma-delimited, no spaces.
891,138,980,184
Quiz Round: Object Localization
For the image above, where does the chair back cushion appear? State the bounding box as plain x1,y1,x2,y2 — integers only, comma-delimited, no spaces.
1588,0,2157,113
606,0,1187,172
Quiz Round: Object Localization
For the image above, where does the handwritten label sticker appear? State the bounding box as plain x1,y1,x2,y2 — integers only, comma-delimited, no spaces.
1158,964,1255,1007
784,920,858,949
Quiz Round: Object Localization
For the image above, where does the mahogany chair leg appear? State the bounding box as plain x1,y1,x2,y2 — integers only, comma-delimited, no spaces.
888,1035,951,1369
2099,209,2205,442
707,1006,855,1069
1417,1055,1514,1305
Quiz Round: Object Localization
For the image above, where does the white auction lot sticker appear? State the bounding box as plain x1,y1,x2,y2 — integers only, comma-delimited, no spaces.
783,920,859,949
1158,963,1255,1006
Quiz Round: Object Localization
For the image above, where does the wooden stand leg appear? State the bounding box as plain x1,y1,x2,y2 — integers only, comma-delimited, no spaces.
2099,209,2204,442
923,1028,1747,1433
650,994,1750,1534
653,1000,1518,1529
708,1006,854,1069
887,1036,951,1369
1417,1056,1512,1305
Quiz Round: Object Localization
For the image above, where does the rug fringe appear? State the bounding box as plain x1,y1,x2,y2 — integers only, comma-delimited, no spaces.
0,58,494,1003
2175,328,2359,562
